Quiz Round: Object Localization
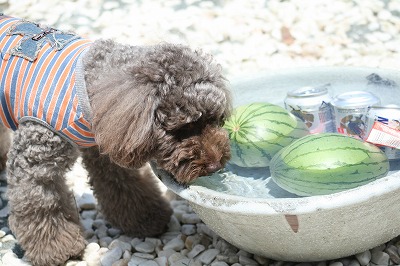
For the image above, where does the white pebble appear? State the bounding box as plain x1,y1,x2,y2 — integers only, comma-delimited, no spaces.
355,250,371,266
170,258,191,266
239,255,258,265
348,260,361,266
197,249,220,264
81,210,97,219
1,251,31,265
145,237,162,248
157,249,177,259
163,237,185,251
133,252,156,259
181,224,196,235
187,244,205,259
100,247,123,266
99,236,113,247
135,241,155,253
181,213,201,224
109,239,132,252
211,262,229,266
370,250,390,265
82,220,94,232
168,215,181,232
168,253,188,264
154,256,168,266
139,260,159,266
95,224,108,239
108,227,121,237
329,262,343,266
1,234,15,242
128,255,148,265
77,192,96,210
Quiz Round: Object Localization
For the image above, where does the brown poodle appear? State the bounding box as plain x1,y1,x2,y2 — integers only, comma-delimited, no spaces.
0,15,231,265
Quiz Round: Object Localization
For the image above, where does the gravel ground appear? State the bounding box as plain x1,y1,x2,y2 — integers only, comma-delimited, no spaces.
1,0,400,265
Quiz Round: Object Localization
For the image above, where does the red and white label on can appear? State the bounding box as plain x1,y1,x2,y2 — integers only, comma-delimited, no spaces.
366,121,400,149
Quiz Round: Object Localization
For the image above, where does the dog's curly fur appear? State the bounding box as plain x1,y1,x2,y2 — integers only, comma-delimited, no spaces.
0,39,231,265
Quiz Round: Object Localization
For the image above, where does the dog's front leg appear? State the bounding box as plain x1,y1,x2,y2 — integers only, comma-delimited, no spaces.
81,147,172,237
6,122,86,266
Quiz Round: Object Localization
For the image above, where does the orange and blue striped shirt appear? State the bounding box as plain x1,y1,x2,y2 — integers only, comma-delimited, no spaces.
0,16,96,147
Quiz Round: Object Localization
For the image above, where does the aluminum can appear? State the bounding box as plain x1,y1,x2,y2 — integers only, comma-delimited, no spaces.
365,105,400,160
284,85,334,134
331,91,380,139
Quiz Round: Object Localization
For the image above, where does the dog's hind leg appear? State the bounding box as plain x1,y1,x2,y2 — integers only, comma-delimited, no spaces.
0,123,11,172
81,146,172,237
6,122,86,266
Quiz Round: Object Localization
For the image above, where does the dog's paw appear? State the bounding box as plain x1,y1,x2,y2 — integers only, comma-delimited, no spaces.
106,196,173,238
25,223,86,266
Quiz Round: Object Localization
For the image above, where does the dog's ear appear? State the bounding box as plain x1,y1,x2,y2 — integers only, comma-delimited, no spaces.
89,71,158,168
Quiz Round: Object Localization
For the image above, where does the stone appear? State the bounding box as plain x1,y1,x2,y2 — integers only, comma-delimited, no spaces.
128,255,148,265
167,215,181,232
133,252,156,259
347,260,361,266
112,258,130,266
100,236,113,247
163,237,185,251
81,210,98,219
211,261,229,266
386,245,400,264
355,250,371,266
135,241,155,253
187,244,205,259
95,224,109,239
77,192,96,210
168,252,188,264
0,205,9,218
1,251,31,265
184,234,201,250
131,237,144,247
238,255,258,265
1,234,16,242
196,248,220,264
170,258,191,266
109,239,132,252
157,249,178,259
100,247,123,266
139,260,159,266
370,250,390,265
144,237,162,248
108,227,122,237
181,224,196,235
328,262,343,266
154,256,168,266
181,213,201,224
160,232,181,244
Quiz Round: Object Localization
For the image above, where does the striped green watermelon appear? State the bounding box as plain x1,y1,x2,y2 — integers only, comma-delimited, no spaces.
270,133,390,196
223,103,309,167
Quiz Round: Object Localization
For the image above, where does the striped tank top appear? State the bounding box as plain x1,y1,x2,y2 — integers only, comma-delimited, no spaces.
0,16,96,147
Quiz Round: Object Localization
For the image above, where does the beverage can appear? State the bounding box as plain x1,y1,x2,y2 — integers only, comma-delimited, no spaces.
284,85,334,134
365,104,400,160
331,91,380,139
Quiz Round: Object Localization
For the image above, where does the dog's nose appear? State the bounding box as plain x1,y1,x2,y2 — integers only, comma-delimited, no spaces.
206,162,222,173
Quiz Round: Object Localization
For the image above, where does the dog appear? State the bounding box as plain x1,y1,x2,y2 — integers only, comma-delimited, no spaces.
0,15,231,265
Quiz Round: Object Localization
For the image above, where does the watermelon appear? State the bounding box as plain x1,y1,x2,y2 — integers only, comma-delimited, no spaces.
270,133,390,196
223,102,309,167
